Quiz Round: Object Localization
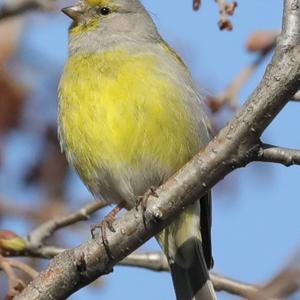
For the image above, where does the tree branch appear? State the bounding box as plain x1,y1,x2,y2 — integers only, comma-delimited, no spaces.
8,259,39,279
120,252,300,299
0,0,54,21
27,200,107,248
211,273,259,298
0,255,25,298
5,248,261,298
207,52,271,113
257,143,300,166
120,252,259,298
249,252,300,299
15,0,300,299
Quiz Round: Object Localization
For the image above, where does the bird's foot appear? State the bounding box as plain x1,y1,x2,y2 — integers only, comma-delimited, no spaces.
91,201,125,260
136,186,159,227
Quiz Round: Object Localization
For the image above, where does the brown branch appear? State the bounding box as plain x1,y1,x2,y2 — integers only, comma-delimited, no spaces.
27,200,107,248
207,52,269,113
4,246,299,299
207,30,278,113
219,54,266,107
120,252,260,298
0,200,107,258
210,273,259,298
0,0,54,20
5,248,260,298
257,143,300,166
249,252,300,299
8,259,38,279
15,0,300,298
24,245,66,258
119,252,169,271
246,30,279,54
255,269,300,299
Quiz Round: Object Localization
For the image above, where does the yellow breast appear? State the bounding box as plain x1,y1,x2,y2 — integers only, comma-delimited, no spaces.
58,49,200,183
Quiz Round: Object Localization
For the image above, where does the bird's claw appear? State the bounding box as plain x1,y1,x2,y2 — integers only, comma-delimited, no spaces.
136,186,158,228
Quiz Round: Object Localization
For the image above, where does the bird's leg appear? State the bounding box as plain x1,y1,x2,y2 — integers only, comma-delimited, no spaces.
104,201,126,232
136,186,159,228
91,201,126,259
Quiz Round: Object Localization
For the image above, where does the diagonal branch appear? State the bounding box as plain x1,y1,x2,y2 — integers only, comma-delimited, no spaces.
249,251,300,299
16,0,300,299
207,52,271,113
0,255,25,298
8,259,38,279
27,200,107,248
210,273,259,298
257,143,300,166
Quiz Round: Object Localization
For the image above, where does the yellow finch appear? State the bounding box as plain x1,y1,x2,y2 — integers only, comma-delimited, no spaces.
58,0,216,299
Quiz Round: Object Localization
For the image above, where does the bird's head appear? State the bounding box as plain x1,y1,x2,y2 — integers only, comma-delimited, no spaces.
62,0,159,54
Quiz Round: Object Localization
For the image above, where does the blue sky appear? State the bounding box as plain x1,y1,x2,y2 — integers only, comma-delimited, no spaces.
2,0,300,299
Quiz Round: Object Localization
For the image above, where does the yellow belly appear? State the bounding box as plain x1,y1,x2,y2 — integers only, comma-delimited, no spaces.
58,49,200,185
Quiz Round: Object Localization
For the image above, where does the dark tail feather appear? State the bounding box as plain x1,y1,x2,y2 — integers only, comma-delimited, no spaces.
170,237,216,300
200,192,214,269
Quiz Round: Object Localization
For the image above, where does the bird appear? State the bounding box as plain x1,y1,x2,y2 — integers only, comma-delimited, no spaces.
58,0,216,299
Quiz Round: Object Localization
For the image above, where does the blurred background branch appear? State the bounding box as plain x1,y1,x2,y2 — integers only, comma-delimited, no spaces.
207,30,278,114
120,253,261,298
27,199,107,248
0,0,54,20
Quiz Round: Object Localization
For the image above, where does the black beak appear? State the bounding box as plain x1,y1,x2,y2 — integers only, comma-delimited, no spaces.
61,5,83,22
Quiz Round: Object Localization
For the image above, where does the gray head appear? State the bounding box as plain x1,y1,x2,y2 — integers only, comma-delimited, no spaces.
62,0,161,55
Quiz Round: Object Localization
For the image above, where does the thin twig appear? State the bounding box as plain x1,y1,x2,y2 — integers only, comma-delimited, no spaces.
119,252,169,271
257,143,300,166
27,200,107,248
220,54,267,107
258,270,300,299
25,245,66,258
0,255,25,298
207,53,270,113
9,259,38,279
250,264,300,299
210,273,259,298
207,31,277,113
121,252,260,298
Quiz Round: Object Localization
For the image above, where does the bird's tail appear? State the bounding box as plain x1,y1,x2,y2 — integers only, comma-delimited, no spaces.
169,237,216,300
156,196,217,300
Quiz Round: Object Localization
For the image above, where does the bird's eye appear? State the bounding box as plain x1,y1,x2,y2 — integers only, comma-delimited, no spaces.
97,7,111,15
